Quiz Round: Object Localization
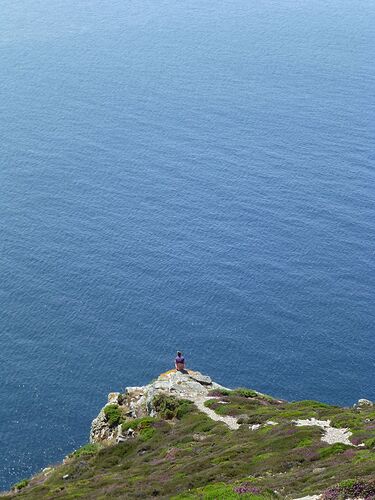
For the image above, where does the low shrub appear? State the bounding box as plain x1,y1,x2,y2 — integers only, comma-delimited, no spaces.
72,443,100,458
319,443,351,459
180,412,217,433
365,437,375,448
12,479,29,491
233,388,258,398
152,394,193,420
176,401,193,419
352,450,375,462
330,413,363,430
237,414,252,424
252,452,274,464
296,438,313,448
233,483,262,494
288,400,332,409
104,404,123,427
121,416,156,433
173,481,268,499
207,389,231,397
322,479,375,499
204,399,218,408
139,427,156,441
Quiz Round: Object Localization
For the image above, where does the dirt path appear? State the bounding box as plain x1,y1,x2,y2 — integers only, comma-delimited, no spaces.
192,397,240,430
190,401,354,441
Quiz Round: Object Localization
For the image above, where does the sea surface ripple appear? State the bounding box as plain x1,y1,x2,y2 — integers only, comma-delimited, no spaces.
0,0,374,489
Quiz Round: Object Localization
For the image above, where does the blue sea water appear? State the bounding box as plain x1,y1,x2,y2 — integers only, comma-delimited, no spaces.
0,0,374,489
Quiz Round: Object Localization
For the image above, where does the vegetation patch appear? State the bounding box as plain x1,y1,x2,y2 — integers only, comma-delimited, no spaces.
5,390,374,499
104,404,123,427
152,394,194,420
173,480,278,499
208,389,232,397
71,443,100,458
122,416,157,433
352,450,375,462
319,443,351,459
233,388,258,398
365,437,375,449
322,478,375,499
296,438,314,448
12,479,29,491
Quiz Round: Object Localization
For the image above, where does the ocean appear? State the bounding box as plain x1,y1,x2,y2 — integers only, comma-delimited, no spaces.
0,0,374,489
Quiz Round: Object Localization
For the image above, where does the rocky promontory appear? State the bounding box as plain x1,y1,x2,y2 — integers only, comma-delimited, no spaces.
90,369,238,444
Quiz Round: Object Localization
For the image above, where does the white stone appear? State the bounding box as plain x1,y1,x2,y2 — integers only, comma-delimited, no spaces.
250,424,261,431
293,418,353,445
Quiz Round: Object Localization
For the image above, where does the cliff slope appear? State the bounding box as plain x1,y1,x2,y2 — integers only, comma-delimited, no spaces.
5,370,375,499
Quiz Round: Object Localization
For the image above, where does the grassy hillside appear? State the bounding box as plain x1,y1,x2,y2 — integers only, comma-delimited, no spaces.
6,389,375,499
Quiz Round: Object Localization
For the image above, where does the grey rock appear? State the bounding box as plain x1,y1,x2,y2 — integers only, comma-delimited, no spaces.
353,398,373,410
188,372,212,385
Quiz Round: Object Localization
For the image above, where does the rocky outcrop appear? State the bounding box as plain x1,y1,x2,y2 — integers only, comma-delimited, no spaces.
353,398,374,410
90,370,229,443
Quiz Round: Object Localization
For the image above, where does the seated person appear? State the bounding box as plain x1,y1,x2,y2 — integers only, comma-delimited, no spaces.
175,351,185,371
